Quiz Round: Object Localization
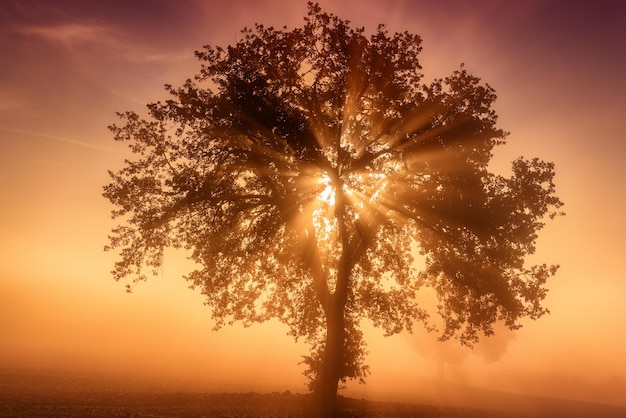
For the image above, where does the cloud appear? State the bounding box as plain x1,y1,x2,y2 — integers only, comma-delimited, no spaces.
11,21,189,64
14,21,120,46
0,127,130,154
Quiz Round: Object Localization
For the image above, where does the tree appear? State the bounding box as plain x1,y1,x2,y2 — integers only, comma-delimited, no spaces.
104,3,563,415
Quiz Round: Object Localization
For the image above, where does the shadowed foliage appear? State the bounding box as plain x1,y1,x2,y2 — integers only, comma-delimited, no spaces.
104,3,563,415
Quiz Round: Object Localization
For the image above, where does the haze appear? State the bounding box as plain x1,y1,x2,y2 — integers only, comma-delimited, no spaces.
1,0,625,409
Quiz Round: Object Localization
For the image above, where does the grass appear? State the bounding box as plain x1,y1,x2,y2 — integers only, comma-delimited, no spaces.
0,391,535,417
1,367,625,417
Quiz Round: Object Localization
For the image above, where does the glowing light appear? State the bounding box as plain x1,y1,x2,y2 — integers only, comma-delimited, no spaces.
317,174,336,206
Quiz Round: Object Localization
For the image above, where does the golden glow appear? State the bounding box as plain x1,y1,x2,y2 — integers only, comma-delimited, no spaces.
2,1,626,411
317,174,336,206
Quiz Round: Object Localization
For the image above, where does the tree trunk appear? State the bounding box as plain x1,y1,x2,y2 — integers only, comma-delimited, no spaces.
311,179,351,416
312,300,345,417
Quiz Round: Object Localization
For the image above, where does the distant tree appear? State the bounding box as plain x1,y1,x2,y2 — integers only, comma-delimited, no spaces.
104,3,563,415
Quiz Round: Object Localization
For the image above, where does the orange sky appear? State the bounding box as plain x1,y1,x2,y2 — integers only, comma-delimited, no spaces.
1,0,625,408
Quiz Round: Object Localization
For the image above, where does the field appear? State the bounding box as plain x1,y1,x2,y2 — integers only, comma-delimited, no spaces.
1,368,625,417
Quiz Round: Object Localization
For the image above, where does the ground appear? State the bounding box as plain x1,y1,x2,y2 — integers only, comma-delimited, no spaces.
1,367,625,417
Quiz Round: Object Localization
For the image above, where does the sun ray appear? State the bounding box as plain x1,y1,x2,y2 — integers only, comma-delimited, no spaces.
317,174,336,206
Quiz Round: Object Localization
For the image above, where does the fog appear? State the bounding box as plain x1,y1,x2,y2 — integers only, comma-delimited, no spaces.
1,0,626,410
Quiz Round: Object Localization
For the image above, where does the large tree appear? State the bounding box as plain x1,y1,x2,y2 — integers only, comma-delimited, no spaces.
104,3,563,415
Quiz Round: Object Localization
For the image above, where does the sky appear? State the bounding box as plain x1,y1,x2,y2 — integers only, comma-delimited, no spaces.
1,0,625,408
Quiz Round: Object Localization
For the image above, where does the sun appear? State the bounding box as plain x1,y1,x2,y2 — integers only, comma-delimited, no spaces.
317,174,336,206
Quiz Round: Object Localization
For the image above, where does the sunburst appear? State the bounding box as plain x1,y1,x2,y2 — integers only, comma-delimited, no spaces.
317,174,336,206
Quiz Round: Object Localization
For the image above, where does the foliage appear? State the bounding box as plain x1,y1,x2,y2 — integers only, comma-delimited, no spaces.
104,2,563,392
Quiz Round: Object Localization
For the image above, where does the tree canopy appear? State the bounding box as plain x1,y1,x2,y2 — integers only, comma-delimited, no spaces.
104,3,563,413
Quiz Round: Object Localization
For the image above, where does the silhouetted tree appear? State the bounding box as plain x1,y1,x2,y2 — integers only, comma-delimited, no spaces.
104,3,563,416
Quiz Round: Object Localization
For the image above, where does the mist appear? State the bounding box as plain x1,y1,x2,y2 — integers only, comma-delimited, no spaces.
2,0,626,414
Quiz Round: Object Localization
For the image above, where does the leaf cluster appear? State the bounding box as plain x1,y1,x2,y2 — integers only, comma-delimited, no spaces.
104,3,563,385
